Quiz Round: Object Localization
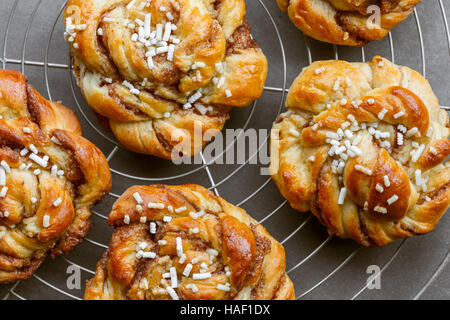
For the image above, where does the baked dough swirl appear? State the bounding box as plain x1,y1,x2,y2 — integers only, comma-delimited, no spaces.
271,56,450,247
64,0,268,159
277,0,422,46
85,184,294,300
0,70,112,282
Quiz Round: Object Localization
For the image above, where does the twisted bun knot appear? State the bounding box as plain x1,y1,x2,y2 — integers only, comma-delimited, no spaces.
65,0,267,159
0,70,112,282
277,0,421,46
85,184,294,300
271,57,450,247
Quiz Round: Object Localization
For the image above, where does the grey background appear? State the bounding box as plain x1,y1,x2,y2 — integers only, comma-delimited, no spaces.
0,0,449,300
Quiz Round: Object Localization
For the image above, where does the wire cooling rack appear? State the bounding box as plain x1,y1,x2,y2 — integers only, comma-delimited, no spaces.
0,0,449,300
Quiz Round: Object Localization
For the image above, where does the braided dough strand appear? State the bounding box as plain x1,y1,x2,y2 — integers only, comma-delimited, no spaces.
277,0,422,46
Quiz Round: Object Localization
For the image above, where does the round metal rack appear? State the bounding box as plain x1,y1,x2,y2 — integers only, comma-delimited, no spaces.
1,0,449,300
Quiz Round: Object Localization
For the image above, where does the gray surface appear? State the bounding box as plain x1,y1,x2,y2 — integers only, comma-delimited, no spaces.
0,0,449,300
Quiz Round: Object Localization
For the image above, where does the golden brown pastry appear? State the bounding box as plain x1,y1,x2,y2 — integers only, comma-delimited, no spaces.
85,184,294,300
270,56,450,247
277,0,422,46
64,0,268,159
0,70,112,282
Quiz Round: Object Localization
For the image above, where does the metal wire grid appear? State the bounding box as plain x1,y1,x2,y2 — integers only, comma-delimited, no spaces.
0,0,449,300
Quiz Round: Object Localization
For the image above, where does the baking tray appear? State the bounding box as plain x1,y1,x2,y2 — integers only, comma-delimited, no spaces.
0,0,449,300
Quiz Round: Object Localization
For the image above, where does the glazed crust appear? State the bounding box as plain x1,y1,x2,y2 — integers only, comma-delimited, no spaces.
277,0,422,46
84,184,294,300
64,0,268,159
270,56,450,247
0,70,112,282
